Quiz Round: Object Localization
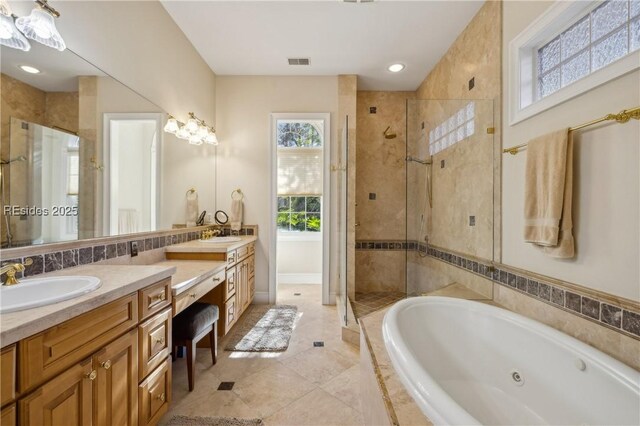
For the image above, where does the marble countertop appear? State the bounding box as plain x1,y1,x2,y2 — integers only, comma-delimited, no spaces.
0,264,176,347
164,235,257,253
359,284,495,426
152,259,227,296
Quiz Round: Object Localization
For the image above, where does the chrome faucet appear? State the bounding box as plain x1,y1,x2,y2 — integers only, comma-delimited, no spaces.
1,258,33,286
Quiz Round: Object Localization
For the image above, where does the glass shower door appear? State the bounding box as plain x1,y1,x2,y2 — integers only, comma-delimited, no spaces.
338,115,349,324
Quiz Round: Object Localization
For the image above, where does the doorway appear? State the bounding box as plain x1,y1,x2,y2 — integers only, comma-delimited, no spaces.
103,113,162,235
270,113,331,305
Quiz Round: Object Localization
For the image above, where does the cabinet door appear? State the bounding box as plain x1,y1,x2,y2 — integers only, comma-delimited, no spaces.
235,261,245,317
242,261,251,311
18,357,93,426
95,329,138,426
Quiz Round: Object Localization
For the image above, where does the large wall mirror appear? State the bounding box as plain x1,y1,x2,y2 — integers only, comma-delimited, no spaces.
1,33,212,248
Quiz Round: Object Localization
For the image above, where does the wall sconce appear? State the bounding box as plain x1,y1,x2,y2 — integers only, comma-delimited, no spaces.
164,112,219,146
1,0,66,52
0,1,31,51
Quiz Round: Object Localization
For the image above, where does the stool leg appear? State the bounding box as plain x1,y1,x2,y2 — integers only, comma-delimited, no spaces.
209,323,218,365
186,340,195,391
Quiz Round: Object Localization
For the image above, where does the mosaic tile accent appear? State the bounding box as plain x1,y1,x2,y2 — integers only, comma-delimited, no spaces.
419,242,640,340
355,240,407,251
1,225,258,281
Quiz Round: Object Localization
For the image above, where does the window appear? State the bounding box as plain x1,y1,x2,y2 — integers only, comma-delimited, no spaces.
428,102,475,155
276,120,324,233
277,196,321,232
509,0,640,124
538,0,640,100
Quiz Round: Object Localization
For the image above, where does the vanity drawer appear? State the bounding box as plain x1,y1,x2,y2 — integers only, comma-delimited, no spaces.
1,345,16,406
173,275,219,316
223,297,236,335
224,267,236,301
139,308,171,379
19,294,137,393
227,250,237,267
237,245,249,261
138,357,171,426
0,403,16,426
139,278,171,321
248,243,255,255
248,257,255,279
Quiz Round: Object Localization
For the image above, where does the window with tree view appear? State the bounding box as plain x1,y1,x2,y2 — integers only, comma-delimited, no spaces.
277,120,324,233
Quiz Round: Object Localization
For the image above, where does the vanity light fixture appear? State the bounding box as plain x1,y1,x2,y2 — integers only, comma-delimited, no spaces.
164,112,220,146
15,0,66,52
19,65,40,74
388,63,405,73
0,0,31,51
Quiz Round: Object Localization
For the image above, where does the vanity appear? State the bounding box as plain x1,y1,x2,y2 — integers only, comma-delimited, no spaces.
0,235,257,426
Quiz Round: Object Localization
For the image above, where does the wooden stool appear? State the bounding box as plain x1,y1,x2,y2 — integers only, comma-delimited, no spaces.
172,302,219,391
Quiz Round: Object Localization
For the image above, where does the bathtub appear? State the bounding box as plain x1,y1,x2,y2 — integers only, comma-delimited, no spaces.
382,296,640,425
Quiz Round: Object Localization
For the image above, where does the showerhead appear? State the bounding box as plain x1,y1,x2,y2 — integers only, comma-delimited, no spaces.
0,156,26,165
383,126,397,139
406,156,432,165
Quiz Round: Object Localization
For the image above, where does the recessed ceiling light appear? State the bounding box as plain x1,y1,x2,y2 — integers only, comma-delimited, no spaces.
19,65,40,74
388,63,405,73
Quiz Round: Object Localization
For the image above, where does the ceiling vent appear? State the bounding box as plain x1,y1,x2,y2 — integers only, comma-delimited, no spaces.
288,58,310,66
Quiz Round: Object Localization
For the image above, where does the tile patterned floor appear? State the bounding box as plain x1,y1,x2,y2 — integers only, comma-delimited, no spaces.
351,292,406,319
162,284,363,426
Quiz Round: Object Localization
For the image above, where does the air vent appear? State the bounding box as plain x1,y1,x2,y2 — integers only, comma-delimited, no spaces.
288,58,310,66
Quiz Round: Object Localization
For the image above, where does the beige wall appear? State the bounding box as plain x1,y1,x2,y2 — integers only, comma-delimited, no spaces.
501,1,640,301
215,76,339,302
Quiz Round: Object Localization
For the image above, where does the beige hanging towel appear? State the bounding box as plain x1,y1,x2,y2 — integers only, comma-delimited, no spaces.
230,189,244,231
186,189,199,227
523,129,575,258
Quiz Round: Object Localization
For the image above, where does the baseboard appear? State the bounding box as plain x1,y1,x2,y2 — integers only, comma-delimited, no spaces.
252,291,270,304
277,273,322,284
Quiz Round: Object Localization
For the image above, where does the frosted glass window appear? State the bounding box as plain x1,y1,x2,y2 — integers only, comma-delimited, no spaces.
631,17,640,51
428,101,475,155
536,0,638,99
561,16,590,60
562,50,590,85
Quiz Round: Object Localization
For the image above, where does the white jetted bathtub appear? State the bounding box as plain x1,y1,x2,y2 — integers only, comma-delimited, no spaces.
382,296,640,425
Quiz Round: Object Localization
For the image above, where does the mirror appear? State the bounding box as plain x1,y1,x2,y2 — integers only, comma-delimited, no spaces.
1,40,214,248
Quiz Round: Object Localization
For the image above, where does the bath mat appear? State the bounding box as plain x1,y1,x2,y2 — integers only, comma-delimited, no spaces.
166,415,264,426
224,305,297,352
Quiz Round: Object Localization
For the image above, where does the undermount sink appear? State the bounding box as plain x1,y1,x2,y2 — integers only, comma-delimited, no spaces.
0,276,101,314
199,237,242,243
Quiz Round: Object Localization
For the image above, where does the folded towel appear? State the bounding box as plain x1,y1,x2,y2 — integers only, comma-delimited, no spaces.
186,191,199,227
230,199,243,231
524,129,575,258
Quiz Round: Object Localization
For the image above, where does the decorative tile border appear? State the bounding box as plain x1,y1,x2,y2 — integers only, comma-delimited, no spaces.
1,225,257,281
355,240,411,251
420,243,640,340
356,238,639,339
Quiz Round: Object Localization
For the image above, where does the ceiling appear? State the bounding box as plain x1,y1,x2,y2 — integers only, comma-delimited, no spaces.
161,1,483,91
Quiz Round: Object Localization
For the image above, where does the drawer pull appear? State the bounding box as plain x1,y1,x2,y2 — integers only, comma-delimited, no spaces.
151,292,166,302
101,360,111,370
189,293,197,298
213,277,221,282
85,370,97,381
156,392,166,402
153,336,166,345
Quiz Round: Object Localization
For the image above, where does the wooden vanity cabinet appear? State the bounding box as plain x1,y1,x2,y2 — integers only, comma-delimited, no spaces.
3,278,173,426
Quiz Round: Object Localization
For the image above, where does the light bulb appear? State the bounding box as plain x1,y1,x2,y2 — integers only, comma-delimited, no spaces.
189,133,203,145
0,13,30,51
185,117,199,134
197,125,209,138
15,7,65,51
164,117,179,134
205,132,219,145
176,126,190,140
0,17,12,39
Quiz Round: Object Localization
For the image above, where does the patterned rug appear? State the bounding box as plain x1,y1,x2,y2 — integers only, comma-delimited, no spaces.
224,305,298,352
166,415,263,426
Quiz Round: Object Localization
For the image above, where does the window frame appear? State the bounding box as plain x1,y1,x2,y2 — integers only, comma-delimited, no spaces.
276,195,322,234
509,0,640,125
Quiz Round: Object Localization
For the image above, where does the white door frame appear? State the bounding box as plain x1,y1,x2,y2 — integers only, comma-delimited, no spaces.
269,113,331,305
102,112,163,236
